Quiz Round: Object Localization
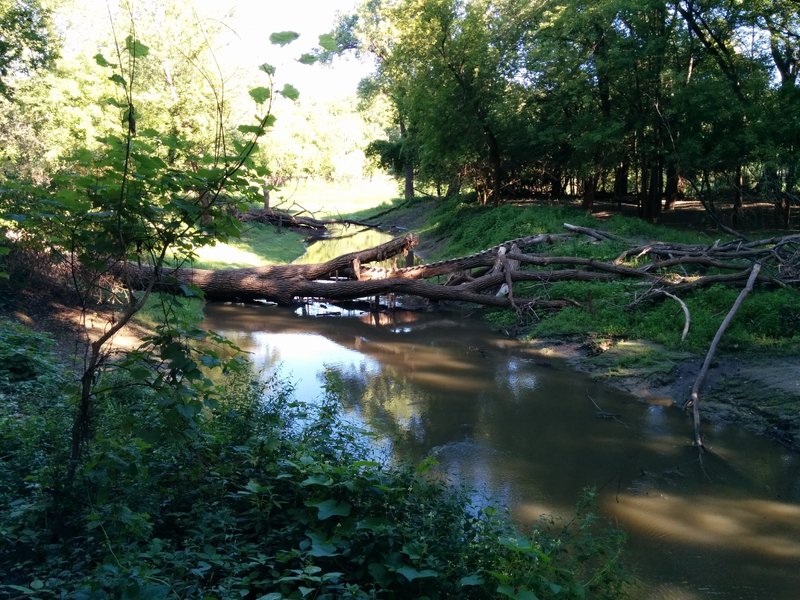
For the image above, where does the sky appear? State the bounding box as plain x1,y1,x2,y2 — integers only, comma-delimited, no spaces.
198,0,372,102
61,0,373,103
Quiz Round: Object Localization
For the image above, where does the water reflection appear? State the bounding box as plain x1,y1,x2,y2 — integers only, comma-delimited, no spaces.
203,302,800,600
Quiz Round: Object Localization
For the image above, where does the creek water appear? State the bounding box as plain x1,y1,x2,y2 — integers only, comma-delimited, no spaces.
203,301,800,600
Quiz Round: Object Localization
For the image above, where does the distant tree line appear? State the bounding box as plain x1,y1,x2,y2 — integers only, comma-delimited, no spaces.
327,0,799,225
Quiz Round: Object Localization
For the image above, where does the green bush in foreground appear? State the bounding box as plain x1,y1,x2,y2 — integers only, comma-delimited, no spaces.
0,322,627,599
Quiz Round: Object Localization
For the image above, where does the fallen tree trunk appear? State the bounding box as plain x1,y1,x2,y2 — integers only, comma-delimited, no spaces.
239,207,379,232
116,223,797,312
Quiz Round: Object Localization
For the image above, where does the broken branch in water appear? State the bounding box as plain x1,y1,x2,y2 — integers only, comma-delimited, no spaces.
685,263,762,450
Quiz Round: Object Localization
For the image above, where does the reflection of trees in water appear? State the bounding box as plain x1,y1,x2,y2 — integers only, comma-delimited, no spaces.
329,365,428,462
327,348,544,465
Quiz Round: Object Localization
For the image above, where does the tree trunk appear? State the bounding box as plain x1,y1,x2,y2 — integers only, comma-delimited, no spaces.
581,175,597,211
643,161,663,222
665,163,679,210
444,172,462,199
614,163,629,203
486,129,503,205
550,168,564,199
399,119,415,200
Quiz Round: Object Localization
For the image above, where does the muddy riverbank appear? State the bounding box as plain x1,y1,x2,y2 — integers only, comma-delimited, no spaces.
525,335,800,452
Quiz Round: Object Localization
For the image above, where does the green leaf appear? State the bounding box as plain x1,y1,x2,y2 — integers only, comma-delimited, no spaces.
175,402,200,420
270,31,300,46
318,33,338,52
94,53,115,68
109,73,126,87
396,566,438,581
4,585,34,593
300,474,332,487
279,84,300,101
238,124,266,136
179,283,202,297
306,498,351,520
459,574,483,586
125,35,150,58
199,355,221,368
249,86,271,105
297,53,318,65
307,532,338,557
259,63,275,76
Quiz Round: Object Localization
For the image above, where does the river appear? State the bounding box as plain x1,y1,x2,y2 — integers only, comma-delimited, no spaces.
203,300,800,600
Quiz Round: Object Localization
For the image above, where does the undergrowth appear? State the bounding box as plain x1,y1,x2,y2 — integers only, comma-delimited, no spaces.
0,320,629,599
427,197,800,354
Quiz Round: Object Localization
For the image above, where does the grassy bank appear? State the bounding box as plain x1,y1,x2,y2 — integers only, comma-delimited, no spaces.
420,197,800,355
328,195,800,449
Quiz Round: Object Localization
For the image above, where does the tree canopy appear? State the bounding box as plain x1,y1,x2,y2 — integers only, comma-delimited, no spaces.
332,0,798,224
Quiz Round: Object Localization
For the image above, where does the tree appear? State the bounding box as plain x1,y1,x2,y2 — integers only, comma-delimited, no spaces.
2,11,296,475
0,0,57,98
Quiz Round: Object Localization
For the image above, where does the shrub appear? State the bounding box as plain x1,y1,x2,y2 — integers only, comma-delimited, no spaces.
0,332,628,599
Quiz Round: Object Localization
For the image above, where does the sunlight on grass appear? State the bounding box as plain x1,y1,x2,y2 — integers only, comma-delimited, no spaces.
189,178,402,269
192,242,271,269
269,175,400,217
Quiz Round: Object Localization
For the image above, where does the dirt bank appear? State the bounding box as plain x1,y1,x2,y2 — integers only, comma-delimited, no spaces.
526,336,800,452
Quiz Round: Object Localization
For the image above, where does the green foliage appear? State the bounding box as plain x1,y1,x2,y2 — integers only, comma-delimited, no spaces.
0,0,58,98
0,318,61,386
269,31,300,46
0,330,628,598
425,201,800,353
339,0,798,213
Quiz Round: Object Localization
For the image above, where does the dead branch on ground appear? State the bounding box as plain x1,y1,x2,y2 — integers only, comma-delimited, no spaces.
113,223,797,317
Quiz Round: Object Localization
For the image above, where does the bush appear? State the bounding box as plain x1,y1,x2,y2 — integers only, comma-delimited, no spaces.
0,332,628,599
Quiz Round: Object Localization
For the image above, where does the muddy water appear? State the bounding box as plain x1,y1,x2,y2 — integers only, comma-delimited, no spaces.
204,303,800,600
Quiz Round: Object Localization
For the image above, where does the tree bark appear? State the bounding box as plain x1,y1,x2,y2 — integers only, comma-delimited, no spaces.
687,263,761,450
114,226,799,315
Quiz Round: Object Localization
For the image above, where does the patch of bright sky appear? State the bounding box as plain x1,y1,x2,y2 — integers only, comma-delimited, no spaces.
59,0,373,103
217,0,371,102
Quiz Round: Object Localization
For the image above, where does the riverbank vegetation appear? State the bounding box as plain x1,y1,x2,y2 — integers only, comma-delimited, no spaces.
0,316,627,598
1,0,799,596
418,198,800,355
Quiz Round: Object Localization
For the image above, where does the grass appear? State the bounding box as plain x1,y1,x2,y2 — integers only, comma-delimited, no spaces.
187,222,307,269
266,175,400,217
187,177,403,269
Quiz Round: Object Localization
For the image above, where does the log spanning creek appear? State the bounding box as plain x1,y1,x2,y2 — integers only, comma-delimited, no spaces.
203,301,800,600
